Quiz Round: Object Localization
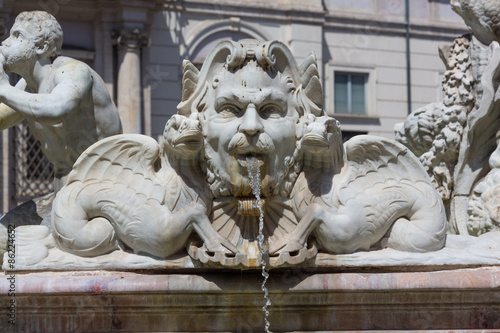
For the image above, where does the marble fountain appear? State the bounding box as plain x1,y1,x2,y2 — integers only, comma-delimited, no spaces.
1,3,500,331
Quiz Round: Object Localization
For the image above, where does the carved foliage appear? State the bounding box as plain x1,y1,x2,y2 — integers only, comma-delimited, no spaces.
468,168,500,235
397,36,474,202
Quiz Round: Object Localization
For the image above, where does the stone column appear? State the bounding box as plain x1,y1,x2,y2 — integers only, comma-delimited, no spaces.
114,29,150,134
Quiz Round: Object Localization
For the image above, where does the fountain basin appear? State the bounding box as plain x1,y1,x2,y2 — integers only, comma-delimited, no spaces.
1,267,499,332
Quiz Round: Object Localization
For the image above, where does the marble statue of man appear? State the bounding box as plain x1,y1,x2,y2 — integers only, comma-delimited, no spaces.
0,11,122,192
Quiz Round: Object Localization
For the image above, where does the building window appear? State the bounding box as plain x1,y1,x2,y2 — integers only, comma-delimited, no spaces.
341,130,367,143
334,72,367,115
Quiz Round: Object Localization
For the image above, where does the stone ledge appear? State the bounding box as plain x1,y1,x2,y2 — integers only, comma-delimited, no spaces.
1,267,500,332
7,227,500,272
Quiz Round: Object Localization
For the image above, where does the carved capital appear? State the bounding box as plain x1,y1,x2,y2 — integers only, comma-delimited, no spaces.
113,28,150,50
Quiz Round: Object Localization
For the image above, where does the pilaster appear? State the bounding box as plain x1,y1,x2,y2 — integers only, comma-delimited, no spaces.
113,29,150,134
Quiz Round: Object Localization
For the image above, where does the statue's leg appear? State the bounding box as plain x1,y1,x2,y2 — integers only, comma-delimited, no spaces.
269,202,325,255
186,203,238,254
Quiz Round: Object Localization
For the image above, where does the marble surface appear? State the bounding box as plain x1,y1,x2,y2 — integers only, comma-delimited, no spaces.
41,38,449,269
0,267,499,331
5,226,500,271
0,11,122,190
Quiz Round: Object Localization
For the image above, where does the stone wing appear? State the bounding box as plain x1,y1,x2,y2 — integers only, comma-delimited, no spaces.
336,135,431,201
64,134,166,202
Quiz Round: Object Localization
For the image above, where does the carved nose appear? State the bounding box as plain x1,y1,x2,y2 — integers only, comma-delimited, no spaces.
238,104,263,136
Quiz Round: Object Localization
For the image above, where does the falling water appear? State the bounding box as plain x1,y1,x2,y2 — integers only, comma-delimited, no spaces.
247,157,272,333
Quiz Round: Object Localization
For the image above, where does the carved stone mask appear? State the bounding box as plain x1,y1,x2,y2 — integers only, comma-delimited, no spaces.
177,39,325,199
202,60,300,198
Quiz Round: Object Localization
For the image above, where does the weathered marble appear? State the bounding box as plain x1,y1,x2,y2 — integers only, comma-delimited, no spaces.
0,11,122,191
40,38,448,269
0,11,122,255
1,267,500,331
451,0,500,45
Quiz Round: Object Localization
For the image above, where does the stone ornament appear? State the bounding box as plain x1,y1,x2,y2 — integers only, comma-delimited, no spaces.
113,28,150,50
52,115,237,258
47,39,446,268
396,0,500,236
279,126,446,255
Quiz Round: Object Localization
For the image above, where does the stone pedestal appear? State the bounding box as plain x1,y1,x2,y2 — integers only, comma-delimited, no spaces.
1,267,500,332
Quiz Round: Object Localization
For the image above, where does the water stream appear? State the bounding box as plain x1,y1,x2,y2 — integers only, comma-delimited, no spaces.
247,157,273,333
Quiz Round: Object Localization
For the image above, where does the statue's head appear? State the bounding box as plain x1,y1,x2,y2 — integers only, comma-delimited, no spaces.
1,11,63,72
162,114,204,162
178,39,324,198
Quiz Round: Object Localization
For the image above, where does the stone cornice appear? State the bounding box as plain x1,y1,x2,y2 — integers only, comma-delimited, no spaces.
2,0,164,23
166,0,326,25
324,12,468,40
167,0,467,40
178,0,324,13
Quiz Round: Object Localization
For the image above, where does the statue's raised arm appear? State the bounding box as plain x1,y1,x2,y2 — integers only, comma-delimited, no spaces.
0,11,122,191
0,76,27,131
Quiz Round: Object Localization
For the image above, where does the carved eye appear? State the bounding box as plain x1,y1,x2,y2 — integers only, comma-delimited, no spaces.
217,104,241,117
260,104,284,119
326,121,337,133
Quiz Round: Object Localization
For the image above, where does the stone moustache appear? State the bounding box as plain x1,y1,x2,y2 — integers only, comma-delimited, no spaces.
47,39,447,268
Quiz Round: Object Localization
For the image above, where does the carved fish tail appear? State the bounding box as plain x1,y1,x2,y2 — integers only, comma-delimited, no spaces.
52,183,119,257
386,180,447,252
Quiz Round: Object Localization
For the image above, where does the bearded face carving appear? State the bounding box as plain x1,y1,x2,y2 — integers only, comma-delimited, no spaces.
201,61,300,199
178,39,323,201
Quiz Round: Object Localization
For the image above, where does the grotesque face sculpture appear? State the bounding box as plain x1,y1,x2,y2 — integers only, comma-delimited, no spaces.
202,61,299,198
177,39,324,200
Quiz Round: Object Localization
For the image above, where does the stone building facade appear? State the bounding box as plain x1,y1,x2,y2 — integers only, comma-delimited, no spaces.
0,0,466,213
